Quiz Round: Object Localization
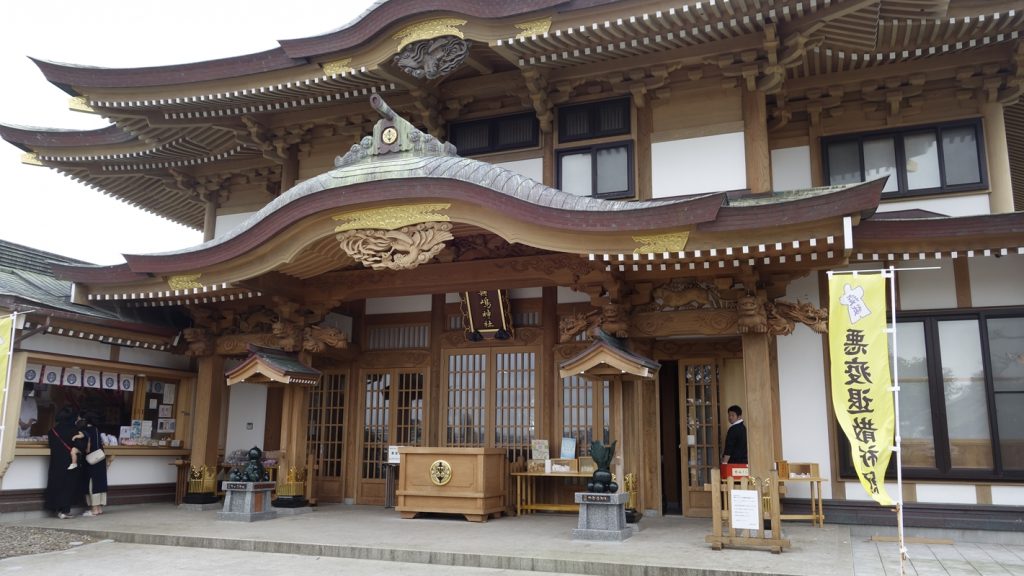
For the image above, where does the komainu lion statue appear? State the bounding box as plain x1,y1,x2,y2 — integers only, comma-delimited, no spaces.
736,295,768,334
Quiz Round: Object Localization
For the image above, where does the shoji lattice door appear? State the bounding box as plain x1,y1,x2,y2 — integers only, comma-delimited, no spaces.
444,352,487,447
308,372,346,501
358,372,391,503
679,360,720,517
493,350,537,463
559,375,610,458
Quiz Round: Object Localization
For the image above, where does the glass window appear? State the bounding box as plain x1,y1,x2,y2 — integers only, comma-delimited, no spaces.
904,132,941,190
560,152,593,196
557,142,633,198
863,137,899,193
448,112,538,155
823,120,985,197
595,146,629,195
987,317,1024,470
942,126,982,186
894,322,936,468
558,98,630,142
937,320,992,469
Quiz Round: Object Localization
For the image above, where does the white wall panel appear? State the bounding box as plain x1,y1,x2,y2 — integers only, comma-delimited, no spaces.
365,295,432,314
651,132,746,197
876,194,990,217
969,254,1024,307
20,334,111,360
494,158,543,182
991,485,1024,506
771,146,812,192
225,383,267,454
915,483,977,504
557,286,591,303
777,273,832,499
898,259,956,310
1,456,47,490
119,347,192,370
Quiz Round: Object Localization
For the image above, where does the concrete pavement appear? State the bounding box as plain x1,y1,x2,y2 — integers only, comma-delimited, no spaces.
1,503,1022,576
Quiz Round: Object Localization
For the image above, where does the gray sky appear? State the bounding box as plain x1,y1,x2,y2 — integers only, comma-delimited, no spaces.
1,1,376,264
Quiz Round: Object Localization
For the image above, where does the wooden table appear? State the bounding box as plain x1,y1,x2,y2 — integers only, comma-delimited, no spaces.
779,476,826,527
511,471,591,516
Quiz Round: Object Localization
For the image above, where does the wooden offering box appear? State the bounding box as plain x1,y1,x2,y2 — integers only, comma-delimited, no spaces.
396,447,508,522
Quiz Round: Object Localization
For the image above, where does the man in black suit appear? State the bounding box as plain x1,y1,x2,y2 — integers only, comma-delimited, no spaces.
721,405,747,465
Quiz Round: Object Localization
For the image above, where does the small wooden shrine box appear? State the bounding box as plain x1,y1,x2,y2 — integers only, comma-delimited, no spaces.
396,447,508,522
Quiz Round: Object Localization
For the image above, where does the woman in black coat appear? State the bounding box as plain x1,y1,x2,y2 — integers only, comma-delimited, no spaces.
79,411,109,516
46,406,84,518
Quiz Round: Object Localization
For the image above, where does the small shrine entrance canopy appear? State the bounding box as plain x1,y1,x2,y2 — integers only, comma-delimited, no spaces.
559,329,660,382
225,345,321,386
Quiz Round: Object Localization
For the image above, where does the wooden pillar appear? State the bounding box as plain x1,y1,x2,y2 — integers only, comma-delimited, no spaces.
279,351,312,475
541,286,557,443
982,101,1014,214
635,101,653,199
808,111,824,187
191,354,225,468
741,332,775,477
281,145,300,192
428,293,445,447
743,89,772,194
202,197,217,242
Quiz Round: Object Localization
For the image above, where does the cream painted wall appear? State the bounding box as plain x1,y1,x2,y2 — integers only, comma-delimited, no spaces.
777,273,833,499
494,158,543,182
651,132,747,197
225,383,268,454
215,212,255,238
510,287,542,299
1,454,177,491
876,193,991,217
557,286,590,304
991,485,1024,506
845,481,899,501
770,146,813,192
898,259,956,311
365,294,432,314
20,333,111,360
969,253,1024,306
915,483,977,504
119,347,192,371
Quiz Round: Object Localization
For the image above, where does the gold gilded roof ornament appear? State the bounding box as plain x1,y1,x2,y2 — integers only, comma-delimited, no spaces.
393,18,467,51
320,58,352,76
514,18,552,39
168,273,203,290
21,153,42,166
429,459,453,486
333,203,451,233
632,232,690,254
68,96,95,113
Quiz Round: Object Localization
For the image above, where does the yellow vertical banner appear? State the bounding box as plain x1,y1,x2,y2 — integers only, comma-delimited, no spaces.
828,274,895,506
0,314,11,425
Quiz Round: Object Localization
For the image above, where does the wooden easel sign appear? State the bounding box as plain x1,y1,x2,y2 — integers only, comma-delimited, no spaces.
706,469,791,554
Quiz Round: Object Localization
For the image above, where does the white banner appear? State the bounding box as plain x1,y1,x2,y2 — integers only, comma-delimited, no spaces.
62,366,82,387
118,374,135,391
41,365,63,386
24,363,42,384
101,372,118,390
83,370,101,388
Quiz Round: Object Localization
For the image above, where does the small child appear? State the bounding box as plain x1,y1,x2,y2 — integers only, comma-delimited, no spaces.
67,431,85,470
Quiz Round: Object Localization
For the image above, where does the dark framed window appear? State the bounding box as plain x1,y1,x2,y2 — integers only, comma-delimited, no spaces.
823,119,986,199
837,309,1024,481
557,141,634,199
558,98,631,143
448,112,538,156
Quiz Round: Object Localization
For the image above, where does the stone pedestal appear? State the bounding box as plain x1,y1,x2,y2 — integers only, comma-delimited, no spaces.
218,481,278,522
571,491,634,541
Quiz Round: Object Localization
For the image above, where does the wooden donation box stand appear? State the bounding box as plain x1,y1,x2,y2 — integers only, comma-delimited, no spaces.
396,447,508,522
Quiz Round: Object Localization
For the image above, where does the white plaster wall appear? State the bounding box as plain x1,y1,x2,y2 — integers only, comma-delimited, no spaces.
771,146,812,192
494,158,543,182
651,132,747,197
876,193,991,217
915,483,977,504
991,485,1024,506
557,286,590,304
20,333,111,360
898,259,956,311
777,273,833,499
845,481,899,501
1,455,178,491
510,287,542,299
969,253,1024,307
365,295,432,314
225,383,267,454
215,212,255,238
118,347,192,371
445,292,462,304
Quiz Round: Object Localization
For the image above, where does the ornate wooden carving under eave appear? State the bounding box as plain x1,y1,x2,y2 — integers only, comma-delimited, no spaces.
554,341,591,362
393,35,469,81
606,65,677,108
183,327,213,357
861,75,926,124
360,350,431,369
630,309,739,338
766,300,828,337
336,221,455,271
956,48,1024,105
736,295,768,334
514,18,551,39
408,86,445,137
521,68,553,133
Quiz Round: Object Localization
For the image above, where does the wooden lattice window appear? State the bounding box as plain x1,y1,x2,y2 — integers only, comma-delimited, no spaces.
308,373,346,477
393,372,425,445
560,375,610,457
445,352,487,446
494,351,536,462
361,372,390,480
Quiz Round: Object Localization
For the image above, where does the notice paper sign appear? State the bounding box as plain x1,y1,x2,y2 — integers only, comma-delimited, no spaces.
388,445,401,464
730,490,761,530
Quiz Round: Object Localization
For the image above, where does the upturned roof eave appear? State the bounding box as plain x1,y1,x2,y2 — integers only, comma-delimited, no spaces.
0,122,136,149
